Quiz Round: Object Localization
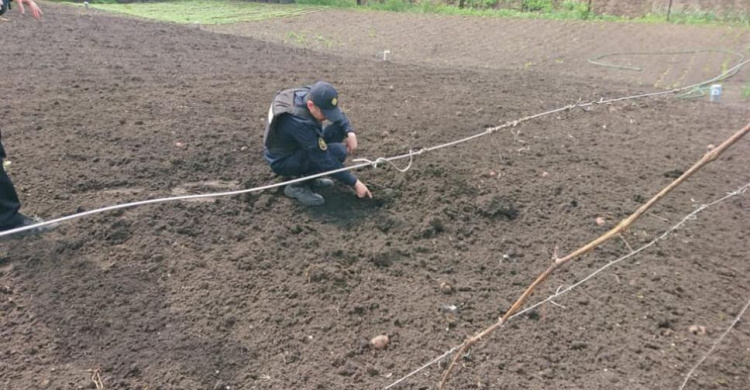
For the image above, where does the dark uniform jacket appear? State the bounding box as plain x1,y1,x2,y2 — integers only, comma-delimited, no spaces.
264,86,357,186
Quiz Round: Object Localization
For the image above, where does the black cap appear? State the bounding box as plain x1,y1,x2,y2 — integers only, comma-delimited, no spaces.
308,81,344,123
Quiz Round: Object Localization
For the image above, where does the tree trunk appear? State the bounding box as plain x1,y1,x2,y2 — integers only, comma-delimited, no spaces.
667,0,674,21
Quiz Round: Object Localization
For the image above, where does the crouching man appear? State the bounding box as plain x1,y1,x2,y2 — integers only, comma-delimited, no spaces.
263,81,372,206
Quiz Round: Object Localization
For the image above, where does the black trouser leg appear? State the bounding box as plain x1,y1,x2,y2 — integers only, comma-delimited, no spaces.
0,159,23,230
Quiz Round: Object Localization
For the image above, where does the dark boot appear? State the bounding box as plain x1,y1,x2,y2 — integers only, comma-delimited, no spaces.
310,178,334,188
0,214,56,238
283,183,325,206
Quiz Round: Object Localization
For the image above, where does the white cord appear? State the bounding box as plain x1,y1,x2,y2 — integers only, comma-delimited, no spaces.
384,182,750,389
3,57,747,238
677,296,750,390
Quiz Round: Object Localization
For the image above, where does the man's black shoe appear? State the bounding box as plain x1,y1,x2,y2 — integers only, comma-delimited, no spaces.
0,214,56,238
310,178,334,188
284,184,325,206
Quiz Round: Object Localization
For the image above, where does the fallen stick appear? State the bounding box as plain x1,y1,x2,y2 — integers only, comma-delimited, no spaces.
439,121,750,389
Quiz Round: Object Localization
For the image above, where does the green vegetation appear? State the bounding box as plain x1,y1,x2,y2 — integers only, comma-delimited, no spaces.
54,0,748,26
283,30,338,47
364,0,611,21
742,83,750,99
57,0,320,24
642,7,749,26
522,0,552,12
286,30,308,44
295,0,353,7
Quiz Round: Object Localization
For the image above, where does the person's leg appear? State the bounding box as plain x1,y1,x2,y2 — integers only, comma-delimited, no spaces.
302,142,345,188
0,157,24,230
269,149,310,178
326,142,347,164
0,138,54,237
322,122,347,144
322,123,348,171
273,144,341,188
270,151,325,206
303,139,345,190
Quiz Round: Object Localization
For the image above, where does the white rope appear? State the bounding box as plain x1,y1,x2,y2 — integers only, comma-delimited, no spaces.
0,161,374,238
588,49,745,73
352,149,419,172
384,182,750,389
382,346,461,390
2,55,747,239
677,296,750,390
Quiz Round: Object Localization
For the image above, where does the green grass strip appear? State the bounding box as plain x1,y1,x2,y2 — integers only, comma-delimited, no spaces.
73,0,322,25
54,0,748,27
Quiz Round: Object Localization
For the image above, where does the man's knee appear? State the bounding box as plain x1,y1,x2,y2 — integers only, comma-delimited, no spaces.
272,163,305,178
327,143,347,163
323,123,346,143
269,150,311,177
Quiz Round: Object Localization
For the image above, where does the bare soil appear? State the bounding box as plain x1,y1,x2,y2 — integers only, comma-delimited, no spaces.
206,8,750,104
1,3,749,390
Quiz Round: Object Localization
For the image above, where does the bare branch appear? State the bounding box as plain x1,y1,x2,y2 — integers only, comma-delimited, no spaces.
439,122,749,389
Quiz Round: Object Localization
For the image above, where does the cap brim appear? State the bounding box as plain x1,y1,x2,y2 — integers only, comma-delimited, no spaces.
321,107,344,123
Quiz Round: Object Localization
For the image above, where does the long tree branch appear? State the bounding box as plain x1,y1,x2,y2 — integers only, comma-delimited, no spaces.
439,121,750,389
